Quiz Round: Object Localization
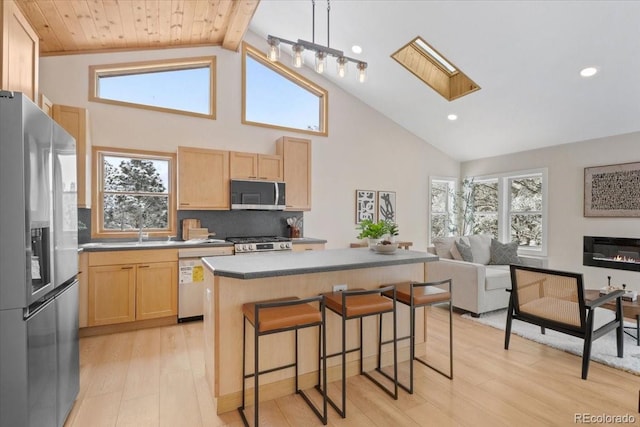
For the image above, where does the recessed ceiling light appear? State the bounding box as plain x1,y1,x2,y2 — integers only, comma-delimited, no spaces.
352,45,362,54
580,67,598,77
447,114,458,121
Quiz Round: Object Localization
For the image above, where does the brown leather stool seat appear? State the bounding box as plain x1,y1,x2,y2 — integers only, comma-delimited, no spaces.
319,287,398,418
381,279,453,394
238,296,327,427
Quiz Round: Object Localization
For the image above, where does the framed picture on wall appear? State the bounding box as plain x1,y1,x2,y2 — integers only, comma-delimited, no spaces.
355,190,377,223
584,161,640,217
378,191,396,222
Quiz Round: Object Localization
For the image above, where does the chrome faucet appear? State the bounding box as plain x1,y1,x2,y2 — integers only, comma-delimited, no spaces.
137,211,145,243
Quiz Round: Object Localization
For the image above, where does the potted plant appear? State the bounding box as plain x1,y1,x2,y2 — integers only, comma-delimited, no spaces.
356,220,399,248
384,221,399,242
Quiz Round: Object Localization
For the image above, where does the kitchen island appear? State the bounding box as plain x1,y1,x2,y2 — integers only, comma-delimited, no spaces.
201,248,438,413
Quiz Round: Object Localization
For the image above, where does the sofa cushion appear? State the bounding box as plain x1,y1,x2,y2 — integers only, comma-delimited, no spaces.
489,239,521,265
432,236,457,259
465,234,492,265
454,240,473,262
485,265,511,291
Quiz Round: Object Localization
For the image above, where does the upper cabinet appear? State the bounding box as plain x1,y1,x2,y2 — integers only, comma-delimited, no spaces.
52,105,91,208
0,0,39,101
178,147,229,210
276,136,312,211
230,151,283,181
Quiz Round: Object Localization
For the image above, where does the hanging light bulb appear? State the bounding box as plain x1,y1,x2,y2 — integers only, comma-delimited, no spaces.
267,37,280,61
291,44,304,68
356,62,367,83
336,56,348,78
315,51,327,74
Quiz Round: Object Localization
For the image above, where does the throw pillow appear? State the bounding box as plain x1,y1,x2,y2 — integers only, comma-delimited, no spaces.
489,239,521,265
465,234,493,265
432,236,457,259
454,240,474,262
450,242,464,260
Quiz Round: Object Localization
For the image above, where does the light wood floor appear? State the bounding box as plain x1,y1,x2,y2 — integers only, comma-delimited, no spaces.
64,307,640,427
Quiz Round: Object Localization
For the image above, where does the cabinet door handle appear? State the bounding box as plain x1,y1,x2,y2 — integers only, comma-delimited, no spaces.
139,265,150,268
259,177,268,180
121,266,133,270
180,202,190,206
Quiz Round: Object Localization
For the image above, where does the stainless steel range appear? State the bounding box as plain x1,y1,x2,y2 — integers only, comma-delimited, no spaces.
227,236,292,254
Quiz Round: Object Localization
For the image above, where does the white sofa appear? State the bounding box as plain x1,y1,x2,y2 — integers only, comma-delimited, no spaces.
426,235,547,316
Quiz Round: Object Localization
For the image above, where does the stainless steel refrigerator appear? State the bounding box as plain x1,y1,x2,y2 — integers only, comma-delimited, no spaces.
0,91,79,427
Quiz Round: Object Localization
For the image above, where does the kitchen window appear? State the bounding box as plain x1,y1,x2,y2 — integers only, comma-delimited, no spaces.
92,147,176,238
242,42,328,136
89,56,216,119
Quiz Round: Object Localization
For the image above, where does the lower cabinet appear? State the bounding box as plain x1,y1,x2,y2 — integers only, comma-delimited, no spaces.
292,243,326,252
87,250,178,327
136,262,178,320
88,264,136,326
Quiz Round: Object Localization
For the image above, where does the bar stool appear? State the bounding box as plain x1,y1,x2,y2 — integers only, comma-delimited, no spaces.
381,279,453,394
238,296,327,427
320,286,398,418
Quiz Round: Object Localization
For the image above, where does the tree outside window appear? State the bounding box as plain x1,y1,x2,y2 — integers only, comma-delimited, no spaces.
94,148,175,237
471,180,499,238
429,178,455,242
509,176,542,247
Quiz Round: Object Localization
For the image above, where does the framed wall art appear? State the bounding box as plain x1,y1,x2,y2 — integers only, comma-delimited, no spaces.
584,161,640,217
355,190,377,223
378,191,396,222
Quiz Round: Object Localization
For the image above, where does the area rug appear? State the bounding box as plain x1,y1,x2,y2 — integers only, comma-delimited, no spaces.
462,309,640,375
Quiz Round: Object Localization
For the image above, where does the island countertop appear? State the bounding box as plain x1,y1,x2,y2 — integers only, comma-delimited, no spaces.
202,247,438,279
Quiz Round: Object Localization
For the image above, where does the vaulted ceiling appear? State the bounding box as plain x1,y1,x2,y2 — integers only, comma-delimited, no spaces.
16,1,640,162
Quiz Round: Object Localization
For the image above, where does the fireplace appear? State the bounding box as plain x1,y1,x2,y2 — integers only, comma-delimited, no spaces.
583,236,640,272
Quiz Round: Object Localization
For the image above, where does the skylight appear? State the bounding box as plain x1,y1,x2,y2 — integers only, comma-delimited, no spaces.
391,36,480,101
413,38,457,74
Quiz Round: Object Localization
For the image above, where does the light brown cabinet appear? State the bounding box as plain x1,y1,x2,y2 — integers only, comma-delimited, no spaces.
230,151,283,181
178,146,229,210
39,93,53,116
88,264,136,326
136,261,178,320
292,243,325,252
276,136,312,211
78,251,89,328
0,0,39,101
52,105,91,208
86,250,178,327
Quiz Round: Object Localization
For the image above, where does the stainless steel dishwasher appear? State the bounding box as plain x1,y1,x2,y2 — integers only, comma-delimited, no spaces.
178,246,233,322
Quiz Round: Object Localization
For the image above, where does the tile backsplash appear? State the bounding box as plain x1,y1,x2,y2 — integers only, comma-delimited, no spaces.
77,208,304,243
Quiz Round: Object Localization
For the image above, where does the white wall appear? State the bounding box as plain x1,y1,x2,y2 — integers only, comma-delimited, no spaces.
461,132,640,290
39,32,458,250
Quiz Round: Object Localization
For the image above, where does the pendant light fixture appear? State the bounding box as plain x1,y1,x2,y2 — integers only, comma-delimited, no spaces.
267,0,368,82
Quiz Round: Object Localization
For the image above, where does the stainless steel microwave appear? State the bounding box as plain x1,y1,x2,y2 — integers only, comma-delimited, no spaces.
230,180,286,210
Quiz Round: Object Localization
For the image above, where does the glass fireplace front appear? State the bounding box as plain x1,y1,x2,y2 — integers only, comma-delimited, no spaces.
583,236,640,272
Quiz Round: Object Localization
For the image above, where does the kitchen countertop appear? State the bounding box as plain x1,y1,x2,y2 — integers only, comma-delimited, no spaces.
80,236,327,252
79,240,233,252
291,237,327,244
202,247,438,279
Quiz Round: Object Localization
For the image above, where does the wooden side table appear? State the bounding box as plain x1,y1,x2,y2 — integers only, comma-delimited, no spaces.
585,289,640,346
350,241,413,250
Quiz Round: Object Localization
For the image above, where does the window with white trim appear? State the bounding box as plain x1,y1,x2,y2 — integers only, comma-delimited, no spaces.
429,177,456,243
465,169,547,256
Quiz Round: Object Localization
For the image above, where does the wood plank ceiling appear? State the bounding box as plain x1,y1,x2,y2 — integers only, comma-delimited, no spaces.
15,0,260,56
